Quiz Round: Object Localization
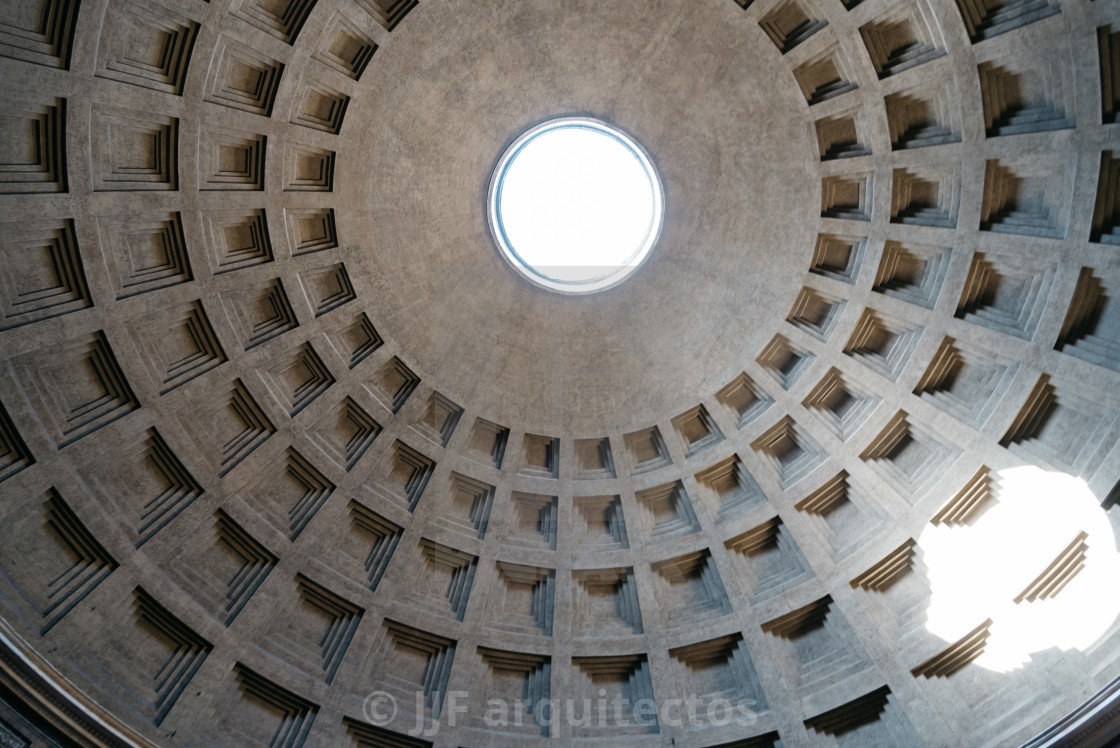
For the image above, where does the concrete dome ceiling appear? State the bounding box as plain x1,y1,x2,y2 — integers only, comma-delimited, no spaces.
349,0,816,434
0,0,1118,747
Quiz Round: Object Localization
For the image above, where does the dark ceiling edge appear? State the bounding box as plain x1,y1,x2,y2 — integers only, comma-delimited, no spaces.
0,620,151,748
1,608,1118,748
1019,673,1120,748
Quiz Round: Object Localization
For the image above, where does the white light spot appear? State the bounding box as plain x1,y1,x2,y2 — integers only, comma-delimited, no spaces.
920,466,1120,672
489,118,664,294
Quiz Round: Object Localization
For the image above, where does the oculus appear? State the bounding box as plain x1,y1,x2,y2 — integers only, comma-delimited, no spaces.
488,117,664,294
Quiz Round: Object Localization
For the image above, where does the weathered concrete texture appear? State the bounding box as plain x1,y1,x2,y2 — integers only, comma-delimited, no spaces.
0,0,1119,746
348,0,817,435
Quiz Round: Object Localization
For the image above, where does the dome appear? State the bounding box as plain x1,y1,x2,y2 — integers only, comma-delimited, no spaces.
0,0,1118,746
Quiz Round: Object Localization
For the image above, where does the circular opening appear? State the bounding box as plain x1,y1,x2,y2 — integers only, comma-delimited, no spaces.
488,117,665,294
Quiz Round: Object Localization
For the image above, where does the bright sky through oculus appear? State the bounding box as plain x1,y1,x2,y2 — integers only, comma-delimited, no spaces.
489,118,664,294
